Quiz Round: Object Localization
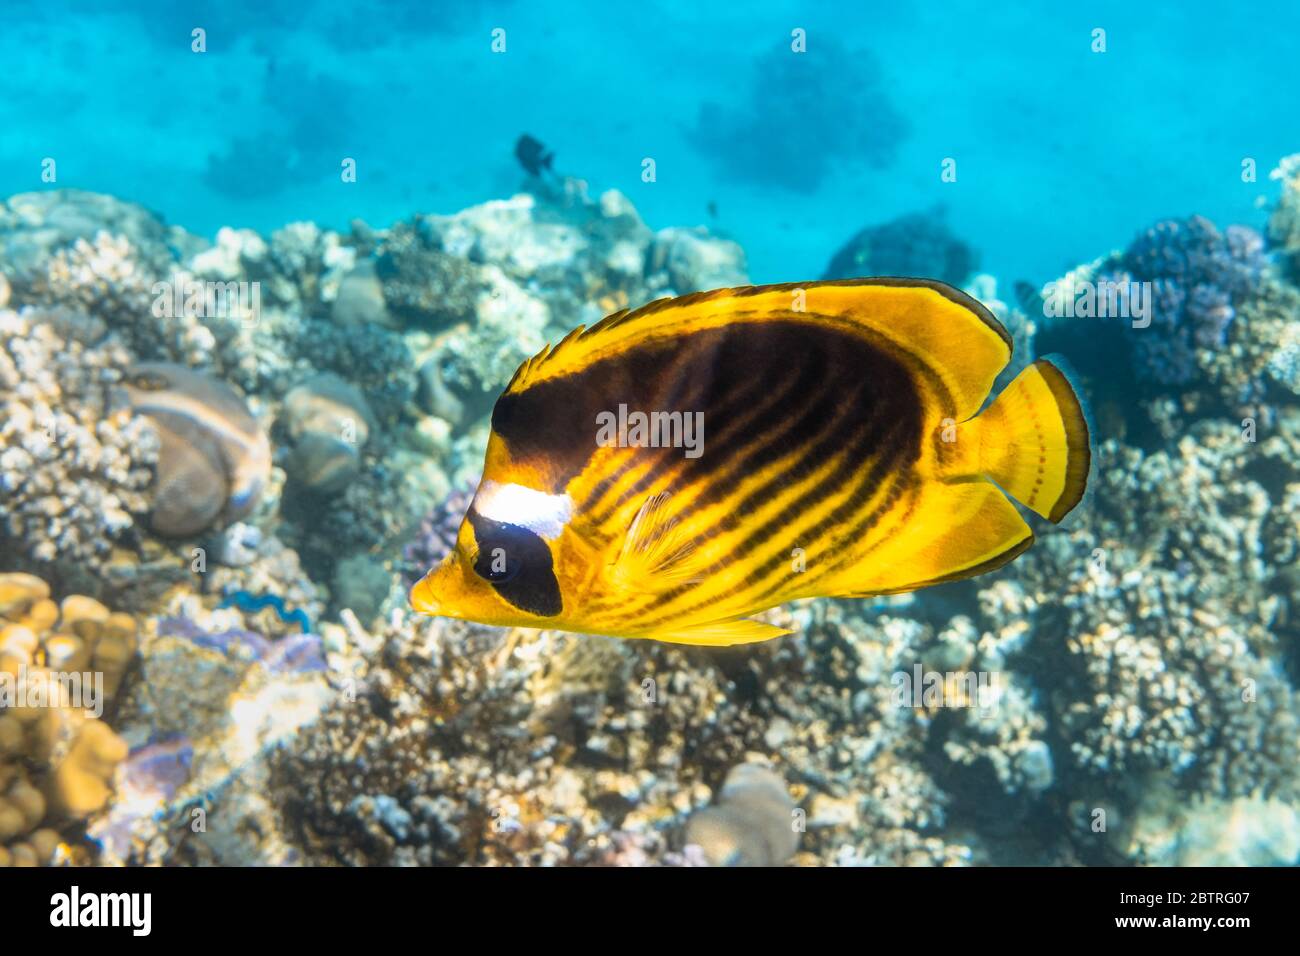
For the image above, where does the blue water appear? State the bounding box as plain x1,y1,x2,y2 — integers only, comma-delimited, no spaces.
2,0,1295,285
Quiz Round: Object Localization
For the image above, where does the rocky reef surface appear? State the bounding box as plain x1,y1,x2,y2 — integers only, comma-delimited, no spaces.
1,160,1298,867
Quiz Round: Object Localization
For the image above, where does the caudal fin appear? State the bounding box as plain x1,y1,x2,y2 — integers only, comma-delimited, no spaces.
963,358,1091,523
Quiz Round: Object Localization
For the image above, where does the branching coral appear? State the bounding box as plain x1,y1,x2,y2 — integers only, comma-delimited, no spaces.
36,233,218,369
1113,216,1267,386
997,418,1300,800
0,307,158,564
1049,216,1268,392
242,600,975,868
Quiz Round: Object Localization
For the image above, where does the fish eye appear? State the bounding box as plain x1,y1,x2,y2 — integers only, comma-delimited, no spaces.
473,545,521,584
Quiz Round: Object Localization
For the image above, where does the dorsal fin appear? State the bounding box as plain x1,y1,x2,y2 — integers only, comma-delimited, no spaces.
501,278,1011,418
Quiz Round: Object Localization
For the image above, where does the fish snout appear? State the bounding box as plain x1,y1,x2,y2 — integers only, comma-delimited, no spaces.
409,569,442,616
410,553,460,616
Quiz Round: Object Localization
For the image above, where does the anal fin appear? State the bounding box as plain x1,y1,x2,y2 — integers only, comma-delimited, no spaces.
641,618,793,647
829,480,1033,597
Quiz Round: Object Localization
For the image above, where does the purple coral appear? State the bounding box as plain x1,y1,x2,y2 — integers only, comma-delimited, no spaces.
401,485,475,589
156,616,325,674
123,737,194,800
1111,216,1267,386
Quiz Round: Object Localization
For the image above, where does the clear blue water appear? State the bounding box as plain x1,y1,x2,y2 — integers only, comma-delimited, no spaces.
3,0,1295,285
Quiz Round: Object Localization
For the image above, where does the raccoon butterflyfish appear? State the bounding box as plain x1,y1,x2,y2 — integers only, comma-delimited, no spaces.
409,277,1091,646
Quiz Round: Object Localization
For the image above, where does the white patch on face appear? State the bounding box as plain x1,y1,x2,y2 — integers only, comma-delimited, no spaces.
471,480,572,539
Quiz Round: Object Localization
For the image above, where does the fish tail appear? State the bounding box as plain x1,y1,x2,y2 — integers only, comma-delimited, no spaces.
962,357,1091,523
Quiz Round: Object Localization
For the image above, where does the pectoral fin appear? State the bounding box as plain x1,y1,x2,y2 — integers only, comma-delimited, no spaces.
610,492,707,594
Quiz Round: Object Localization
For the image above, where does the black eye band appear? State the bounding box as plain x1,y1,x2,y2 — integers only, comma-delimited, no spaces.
467,509,562,617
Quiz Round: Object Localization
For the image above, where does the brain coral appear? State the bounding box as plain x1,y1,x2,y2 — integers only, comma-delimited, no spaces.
123,363,271,538
684,763,799,866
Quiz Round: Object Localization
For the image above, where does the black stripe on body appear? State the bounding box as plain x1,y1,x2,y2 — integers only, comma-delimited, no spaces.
569,323,927,628
490,319,923,503
572,324,835,530
594,376,869,625
579,345,799,523
630,411,922,629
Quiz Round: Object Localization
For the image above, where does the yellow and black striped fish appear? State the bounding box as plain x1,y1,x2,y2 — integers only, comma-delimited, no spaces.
410,278,1090,645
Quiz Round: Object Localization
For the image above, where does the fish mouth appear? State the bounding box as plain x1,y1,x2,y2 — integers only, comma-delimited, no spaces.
409,573,440,615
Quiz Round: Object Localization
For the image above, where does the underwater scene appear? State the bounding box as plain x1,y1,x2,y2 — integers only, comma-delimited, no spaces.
2,0,1300,874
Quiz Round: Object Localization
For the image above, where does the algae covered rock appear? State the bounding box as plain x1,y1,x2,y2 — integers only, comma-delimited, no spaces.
281,372,376,495
331,258,395,329
823,207,978,285
374,220,483,328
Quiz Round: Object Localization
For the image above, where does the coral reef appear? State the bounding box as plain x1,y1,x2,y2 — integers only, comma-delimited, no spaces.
372,220,484,329
1125,785,1300,866
1002,419,1300,801
95,606,332,865
291,318,414,429
120,603,975,867
0,190,175,282
1268,153,1300,283
1109,216,1267,387
1036,214,1291,445
2,169,1297,869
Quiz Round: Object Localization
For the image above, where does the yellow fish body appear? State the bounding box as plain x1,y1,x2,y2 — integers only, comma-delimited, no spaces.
410,278,1090,646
